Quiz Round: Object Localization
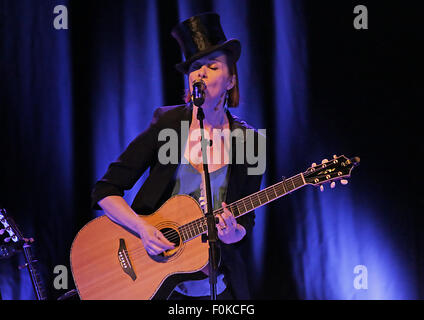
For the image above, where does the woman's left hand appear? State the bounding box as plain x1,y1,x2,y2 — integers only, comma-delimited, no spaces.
216,202,246,244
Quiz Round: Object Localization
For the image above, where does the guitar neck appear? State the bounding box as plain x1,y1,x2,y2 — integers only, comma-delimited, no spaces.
216,173,306,219
22,244,47,300
179,173,306,242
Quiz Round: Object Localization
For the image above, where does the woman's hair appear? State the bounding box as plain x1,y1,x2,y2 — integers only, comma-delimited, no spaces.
183,50,240,108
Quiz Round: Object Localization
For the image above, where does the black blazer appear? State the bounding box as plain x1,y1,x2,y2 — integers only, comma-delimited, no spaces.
91,103,264,299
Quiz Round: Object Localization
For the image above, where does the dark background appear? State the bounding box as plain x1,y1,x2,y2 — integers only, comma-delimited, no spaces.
0,0,422,300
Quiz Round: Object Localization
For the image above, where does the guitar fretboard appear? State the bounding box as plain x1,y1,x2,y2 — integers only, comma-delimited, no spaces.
178,173,305,242
23,244,47,300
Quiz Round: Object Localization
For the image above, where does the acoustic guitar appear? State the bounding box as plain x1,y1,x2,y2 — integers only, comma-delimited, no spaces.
70,155,360,299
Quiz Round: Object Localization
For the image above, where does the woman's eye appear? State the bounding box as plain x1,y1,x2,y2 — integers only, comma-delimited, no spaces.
209,65,218,70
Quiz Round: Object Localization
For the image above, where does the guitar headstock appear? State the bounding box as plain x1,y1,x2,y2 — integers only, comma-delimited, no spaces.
303,155,360,186
0,208,29,259
0,208,46,299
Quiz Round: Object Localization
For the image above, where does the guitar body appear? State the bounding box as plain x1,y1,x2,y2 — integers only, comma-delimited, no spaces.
70,195,209,300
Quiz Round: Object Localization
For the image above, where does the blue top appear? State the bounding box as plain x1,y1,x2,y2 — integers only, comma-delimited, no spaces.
171,162,229,297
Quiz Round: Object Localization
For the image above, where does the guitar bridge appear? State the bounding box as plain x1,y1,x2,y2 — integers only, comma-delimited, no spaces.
117,239,136,281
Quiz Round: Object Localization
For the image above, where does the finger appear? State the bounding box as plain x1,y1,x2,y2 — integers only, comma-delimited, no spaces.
146,243,164,255
333,154,338,159
148,247,162,256
320,185,324,192
221,209,236,229
156,231,175,247
222,202,232,215
222,202,235,217
217,214,226,229
226,213,237,228
222,216,235,230
312,162,317,167
341,179,349,185
330,182,336,189
159,233,175,249
151,236,174,250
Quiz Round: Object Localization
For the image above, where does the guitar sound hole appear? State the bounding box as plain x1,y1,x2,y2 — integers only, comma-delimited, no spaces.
161,227,181,248
149,227,181,263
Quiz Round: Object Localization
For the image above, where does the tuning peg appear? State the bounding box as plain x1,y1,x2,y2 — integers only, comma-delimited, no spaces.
333,155,338,159
5,227,14,237
18,261,36,270
330,179,349,189
18,263,29,270
24,237,34,243
3,234,18,243
1,220,9,228
322,159,329,163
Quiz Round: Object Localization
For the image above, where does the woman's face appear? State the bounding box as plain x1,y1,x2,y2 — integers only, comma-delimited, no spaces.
188,51,235,108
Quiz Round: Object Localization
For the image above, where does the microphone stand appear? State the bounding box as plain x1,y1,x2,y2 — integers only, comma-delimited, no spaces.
194,101,219,301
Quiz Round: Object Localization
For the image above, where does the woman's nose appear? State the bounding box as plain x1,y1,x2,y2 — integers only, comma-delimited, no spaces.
197,65,207,78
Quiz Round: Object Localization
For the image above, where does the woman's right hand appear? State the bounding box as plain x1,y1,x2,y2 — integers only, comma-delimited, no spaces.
137,223,175,255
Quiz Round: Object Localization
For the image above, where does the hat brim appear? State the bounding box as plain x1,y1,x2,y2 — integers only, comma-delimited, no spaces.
175,39,241,74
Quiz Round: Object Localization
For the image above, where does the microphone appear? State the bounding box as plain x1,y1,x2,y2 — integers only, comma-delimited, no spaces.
192,79,206,107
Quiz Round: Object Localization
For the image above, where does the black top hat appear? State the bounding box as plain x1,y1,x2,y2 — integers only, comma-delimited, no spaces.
171,13,241,74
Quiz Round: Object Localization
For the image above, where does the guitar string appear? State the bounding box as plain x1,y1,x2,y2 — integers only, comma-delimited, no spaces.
99,170,334,262
123,232,202,259
125,175,304,256
127,186,276,255
116,170,342,261
156,167,321,243
122,171,338,259
124,181,301,258
93,170,333,261
162,173,303,240
125,187,280,259
160,174,302,241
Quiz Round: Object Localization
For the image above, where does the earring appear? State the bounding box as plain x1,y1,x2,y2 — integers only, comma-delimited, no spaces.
224,91,229,109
